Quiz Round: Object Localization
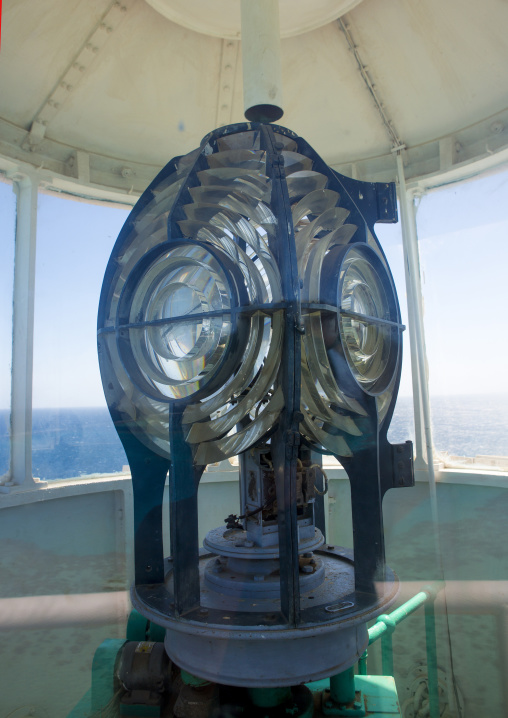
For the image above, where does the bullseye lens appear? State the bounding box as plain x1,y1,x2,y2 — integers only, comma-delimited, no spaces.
125,245,232,399
338,246,399,394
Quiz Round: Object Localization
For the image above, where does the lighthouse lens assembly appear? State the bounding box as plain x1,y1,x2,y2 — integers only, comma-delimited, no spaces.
126,245,232,400
338,246,399,395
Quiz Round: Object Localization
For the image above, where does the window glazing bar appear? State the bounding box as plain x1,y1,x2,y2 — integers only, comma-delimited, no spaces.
5,175,39,491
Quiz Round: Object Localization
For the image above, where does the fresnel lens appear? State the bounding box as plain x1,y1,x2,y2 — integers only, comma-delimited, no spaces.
98,123,414,692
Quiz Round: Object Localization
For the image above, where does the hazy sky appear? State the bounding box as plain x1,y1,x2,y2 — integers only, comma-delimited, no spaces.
1,165,507,409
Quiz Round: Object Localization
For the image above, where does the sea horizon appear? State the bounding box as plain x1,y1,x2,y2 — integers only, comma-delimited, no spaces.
1,394,507,481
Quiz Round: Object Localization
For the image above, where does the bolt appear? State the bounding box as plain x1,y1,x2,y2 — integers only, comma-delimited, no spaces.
303,552,313,558
301,565,313,574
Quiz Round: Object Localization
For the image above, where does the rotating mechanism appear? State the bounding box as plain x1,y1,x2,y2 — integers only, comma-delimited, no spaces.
98,122,414,689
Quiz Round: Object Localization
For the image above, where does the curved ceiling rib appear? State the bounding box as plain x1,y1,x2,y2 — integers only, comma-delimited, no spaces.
0,0,507,200
22,0,135,155
337,17,404,151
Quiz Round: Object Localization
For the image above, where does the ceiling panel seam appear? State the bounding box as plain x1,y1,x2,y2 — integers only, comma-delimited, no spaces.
337,17,404,151
21,0,136,154
215,39,240,127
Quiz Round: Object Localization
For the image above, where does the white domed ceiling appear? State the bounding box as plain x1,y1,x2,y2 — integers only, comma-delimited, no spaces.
0,0,507,197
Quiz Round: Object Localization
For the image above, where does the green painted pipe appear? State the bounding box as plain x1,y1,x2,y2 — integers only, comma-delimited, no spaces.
330,667,356,705
368,583,443,645
364,583,443,717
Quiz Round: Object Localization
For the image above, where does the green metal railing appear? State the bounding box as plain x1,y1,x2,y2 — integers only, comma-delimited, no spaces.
357,582,443,718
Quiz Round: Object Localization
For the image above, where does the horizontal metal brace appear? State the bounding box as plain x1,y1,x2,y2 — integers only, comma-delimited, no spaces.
339,308,405,331
98,302,290,334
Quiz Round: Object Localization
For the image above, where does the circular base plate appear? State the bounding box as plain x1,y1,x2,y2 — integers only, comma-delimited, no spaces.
132,547,399,687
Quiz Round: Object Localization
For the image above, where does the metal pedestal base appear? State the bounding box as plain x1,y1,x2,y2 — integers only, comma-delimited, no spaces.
132,547,399,688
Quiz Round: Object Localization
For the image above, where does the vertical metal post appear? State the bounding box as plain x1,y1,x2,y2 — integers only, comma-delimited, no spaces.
358,651,368,676
7,175,39,489
395,154,437,517
330,667,356,705
424,601,440,718
381,632,394,676
240,0,284,122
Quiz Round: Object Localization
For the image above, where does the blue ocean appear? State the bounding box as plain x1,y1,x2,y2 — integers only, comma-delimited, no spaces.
0,395,507,480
